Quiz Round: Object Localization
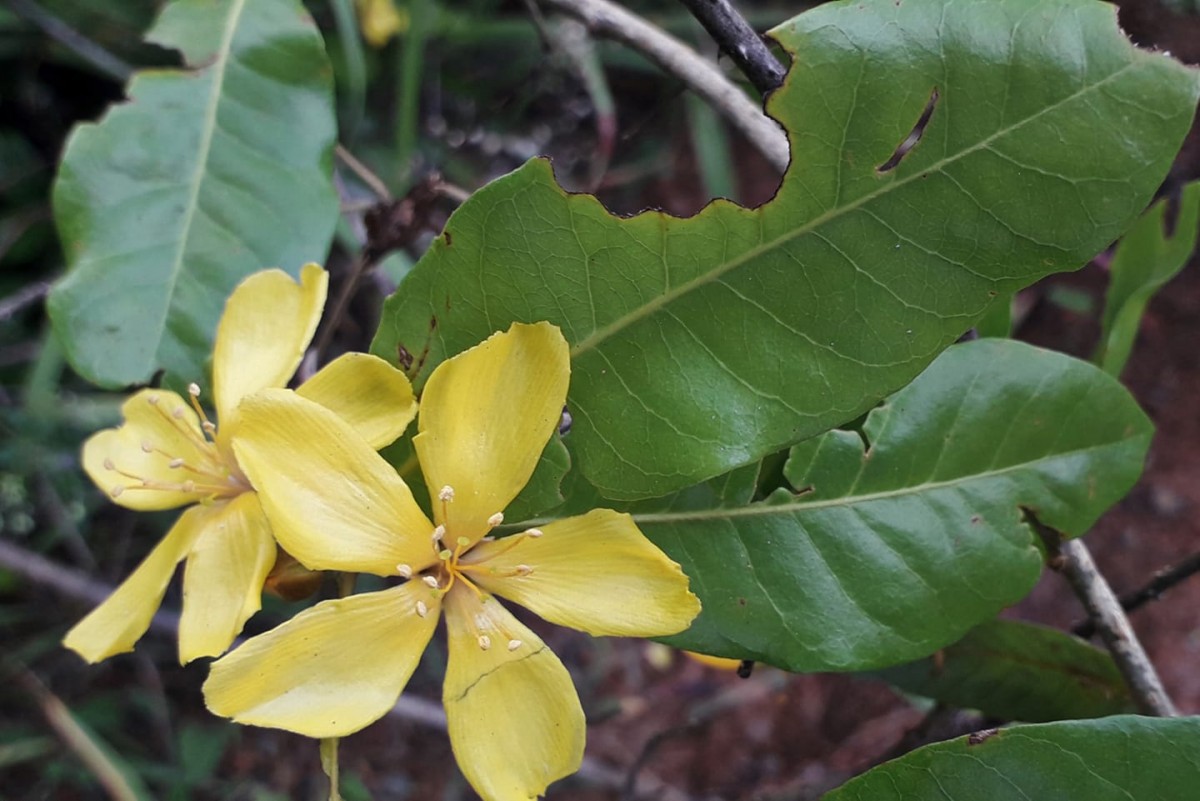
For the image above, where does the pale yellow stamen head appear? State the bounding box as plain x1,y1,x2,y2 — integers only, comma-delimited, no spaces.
477,635,492,651
507,639,522,651
415,600,429,618
140,440,153,453
438,485,455,503
487,512,504,528
422,575,440,589
171,407,185,419
102,458,115,471
202,421,216,433
432,524,446,542
110,486,124,498
397,563,413,578
526,527,544,538
147,395,159,406
514,564,533,576
168,458,184,469
187,382,201,397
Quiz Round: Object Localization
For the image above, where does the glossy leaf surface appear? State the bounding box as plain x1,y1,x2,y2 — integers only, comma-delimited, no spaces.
373,0,1197,499
646,339,1152,670
822,716,1200,800
872,619,1133,722
1096,182,1200,376
49,0,338,388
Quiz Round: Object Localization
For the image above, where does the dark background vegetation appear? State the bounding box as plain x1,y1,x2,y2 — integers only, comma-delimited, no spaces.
1,0,1198,798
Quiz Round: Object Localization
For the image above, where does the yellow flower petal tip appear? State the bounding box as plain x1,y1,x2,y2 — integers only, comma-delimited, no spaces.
683,651,744,671
213,264,328,425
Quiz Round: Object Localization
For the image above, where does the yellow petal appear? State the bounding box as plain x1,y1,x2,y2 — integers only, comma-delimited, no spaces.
683,651,744,671
443,586,584,801
232,389,437,576
414,322,569,545
204,583,440,738
297,352,417,449
82,389,227,511
356,0,407,47
63,504,209,662
464,509,701,638
212,264,328,427
177,493,276,664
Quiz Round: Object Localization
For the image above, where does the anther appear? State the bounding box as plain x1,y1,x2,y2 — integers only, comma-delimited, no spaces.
526,528,544,538
110,486,125,498
172,407,185,419
396,563,413,578
415,600,428,618
438,485,455,503
202,421,216,433
188,383,201,397
507,639,522,651
432,525,446,543
477,635,492,651
169,458,184,469
140,441,153,453
147,395,159,406
103,458,115,471
514,564,533,576
487,512,504,528
181,480,196,493
422,575,440,589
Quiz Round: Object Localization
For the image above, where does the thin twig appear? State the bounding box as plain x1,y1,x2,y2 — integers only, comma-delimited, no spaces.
0,281,52,322
6,0,133,82
335,144,393,201
1,540,695,800
537,0,789,173
1073,549,1200,639
676,0,786,94
1035,524,1177,716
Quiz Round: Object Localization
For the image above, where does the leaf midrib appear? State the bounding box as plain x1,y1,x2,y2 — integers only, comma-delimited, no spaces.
568,62,1137,361
626,436,1140,527
152,0,247,366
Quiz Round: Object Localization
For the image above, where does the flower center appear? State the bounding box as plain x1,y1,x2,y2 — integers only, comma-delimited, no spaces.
102,384,250,501
394,484,545,652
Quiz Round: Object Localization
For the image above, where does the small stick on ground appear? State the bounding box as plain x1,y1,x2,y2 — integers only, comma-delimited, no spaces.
1035,523,1177,717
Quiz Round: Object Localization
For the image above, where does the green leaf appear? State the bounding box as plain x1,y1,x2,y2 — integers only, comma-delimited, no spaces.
871,619,1134,722
1096,182,1200,377
49,0,338,389
503,434,571,523
372,0,1198,499
646,338,1152,671
821,716,1200,800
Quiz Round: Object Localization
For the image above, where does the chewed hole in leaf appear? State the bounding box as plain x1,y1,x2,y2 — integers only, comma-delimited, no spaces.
877,87,940,174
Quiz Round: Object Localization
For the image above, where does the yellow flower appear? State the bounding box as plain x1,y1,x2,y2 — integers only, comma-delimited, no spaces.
203,321,700,801
65,264,416,665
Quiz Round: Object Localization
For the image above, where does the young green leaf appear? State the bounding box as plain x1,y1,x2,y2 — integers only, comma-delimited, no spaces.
1096,182,1200,377
646,339,1152,671
871,619,1134,722
821,716,1200,800
373,0,1198,500
49,0,338,389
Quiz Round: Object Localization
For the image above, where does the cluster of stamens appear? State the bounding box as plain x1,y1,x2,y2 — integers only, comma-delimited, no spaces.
398,484,544,651
102,385,246,501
